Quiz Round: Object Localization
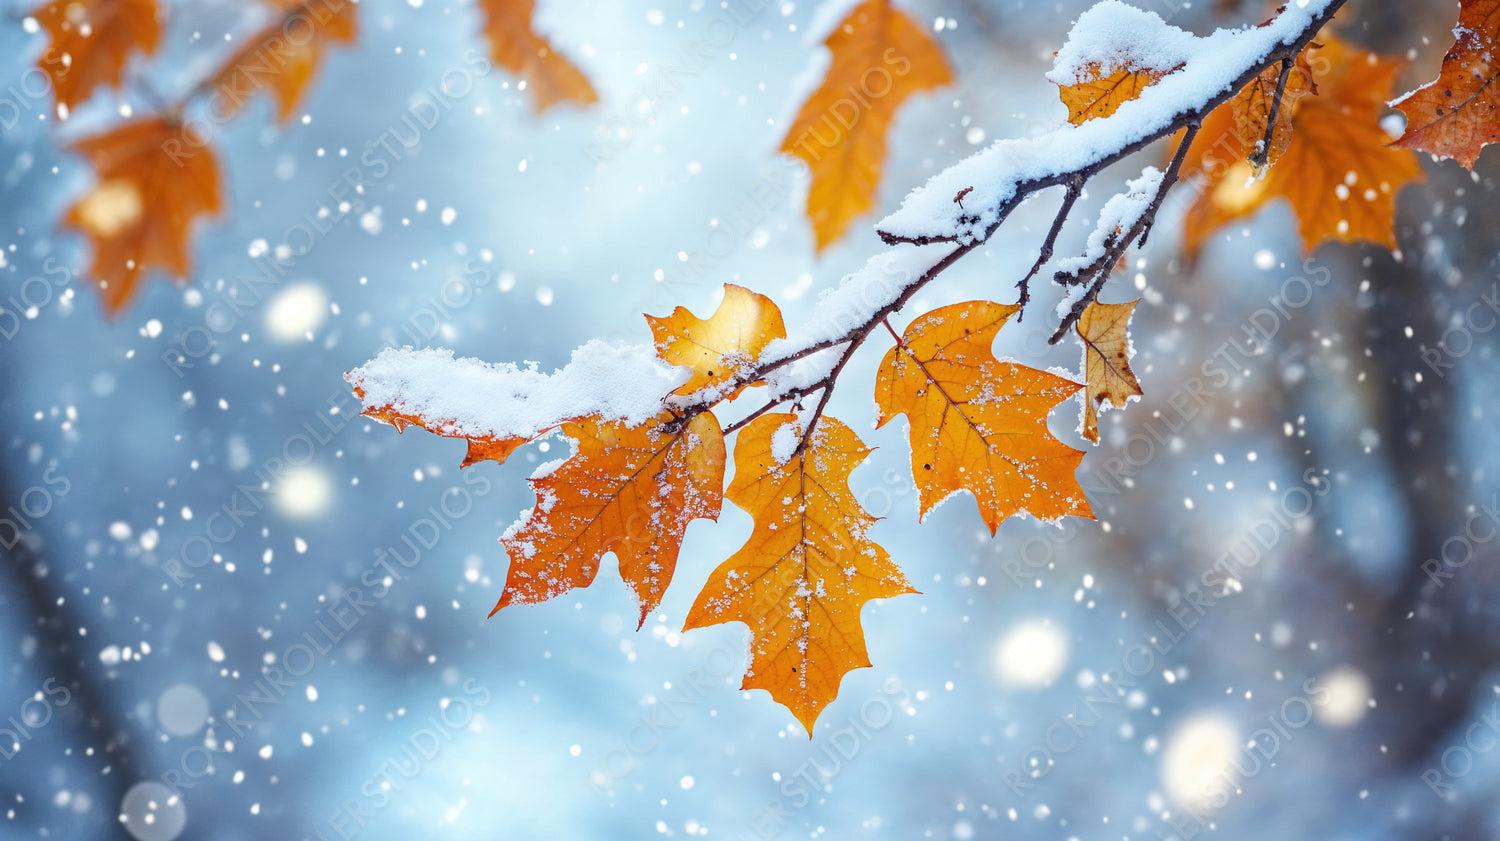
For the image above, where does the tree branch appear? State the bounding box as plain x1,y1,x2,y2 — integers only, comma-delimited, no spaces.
1048,122,1199,344
724,387,812,435
669,0,1346,439
875,5,1338,249
1017,175,1086,319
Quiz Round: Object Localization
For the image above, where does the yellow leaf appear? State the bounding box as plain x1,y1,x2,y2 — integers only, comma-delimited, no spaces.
478,0,597,113
497,412,725,628
684,413,915,734
1058,62,1180,125
646,284,788,398
1076,299,1144,444
874,301,1093,532
780,0,952,252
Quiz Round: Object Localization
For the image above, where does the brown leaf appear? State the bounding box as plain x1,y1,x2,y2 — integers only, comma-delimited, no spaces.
33,0,161,111
1232,49,1317,172
478,0,598,113
350,389,532,469
1076,299,1144,444
646,284,787,398
1179,36,1425,258
1391,0,1500,169
208,0,360,124
64,117,223,315
497,412,725,629
874,301,1093,532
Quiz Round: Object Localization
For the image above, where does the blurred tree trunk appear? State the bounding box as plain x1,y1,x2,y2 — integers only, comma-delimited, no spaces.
0,471,135,836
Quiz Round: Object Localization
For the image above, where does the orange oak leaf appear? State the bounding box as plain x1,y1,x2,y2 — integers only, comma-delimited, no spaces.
1076,299,1144,445
1178,37,1424,258
683,413,916,734
874,301,1092,532
1391,0,1500,169
1232,48,1317,172
478,0,597,113
780,0,953,252
1058,62,1182,125
496,412,725,629
457,437,528,468
349,386,530,469
208,0,360,124
32,0,161,111
64,117,223,315
645,284,787,398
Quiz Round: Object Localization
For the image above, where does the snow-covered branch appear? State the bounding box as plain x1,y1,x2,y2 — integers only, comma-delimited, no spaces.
876,0,1346,245
350,0,1349,447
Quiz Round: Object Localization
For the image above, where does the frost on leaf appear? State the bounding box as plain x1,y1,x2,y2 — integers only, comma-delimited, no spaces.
64,117,223,316
1391,0,1500,170
780,0,952,252
33,0,162,110
1076,299,1144,445
478,0,597,113
1178,36,1424,258
646,284,787,399
497,412,725,629
874,301,1093,532
683,413,915,734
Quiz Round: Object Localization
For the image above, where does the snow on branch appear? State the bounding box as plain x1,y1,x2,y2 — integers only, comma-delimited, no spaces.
1055,166,1164,283
347,343,685,442
877,0,1344,245
352,0,1347,447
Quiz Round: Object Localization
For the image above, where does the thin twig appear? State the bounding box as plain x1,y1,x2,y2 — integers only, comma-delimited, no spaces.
724,387,809,435
1048,122,1201,344
665,0,1346,439
877,3,1344,248
958,0,1000,37
795,339,863,455
1248,55,1296,171
133,75,172,117
1017,175,1085,319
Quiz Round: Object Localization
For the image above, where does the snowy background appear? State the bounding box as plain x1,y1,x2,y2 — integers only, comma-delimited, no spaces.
3,0,1500,839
